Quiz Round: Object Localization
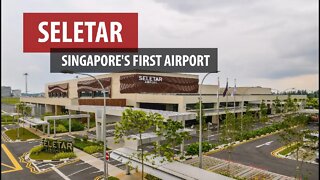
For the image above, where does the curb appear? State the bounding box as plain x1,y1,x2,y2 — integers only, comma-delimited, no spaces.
1,132,12,142
271,144,319,165
26,152,75,163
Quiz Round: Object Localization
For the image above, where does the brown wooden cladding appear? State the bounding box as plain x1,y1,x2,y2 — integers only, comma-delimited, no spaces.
77,77,111,92
48,83,69,97
120,74,199,93
78,99,126,107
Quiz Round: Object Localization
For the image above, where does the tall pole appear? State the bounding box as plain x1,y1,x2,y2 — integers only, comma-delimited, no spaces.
199,72,211,168
84,74,108,180
24,73,28,95
233,79,236,114
217,77,220,134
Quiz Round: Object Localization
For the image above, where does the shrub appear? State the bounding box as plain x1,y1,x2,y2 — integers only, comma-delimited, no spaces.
62,119,85,131
30,145,44,155
1,115,14,121
186,142,214,156
83,146,103,154
83,135,88,142
56,124,68,133
52,152,76,160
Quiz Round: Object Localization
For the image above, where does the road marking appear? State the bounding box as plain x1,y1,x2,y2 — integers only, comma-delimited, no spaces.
4,127,8,130
75,162,87,166
67,166,93,177
1,163,15,169
256,141,274,148
1,144,23,174
52,167,71,180
90,170,102,174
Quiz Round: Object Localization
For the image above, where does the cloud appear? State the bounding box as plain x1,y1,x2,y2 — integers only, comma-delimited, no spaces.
1,0,319,92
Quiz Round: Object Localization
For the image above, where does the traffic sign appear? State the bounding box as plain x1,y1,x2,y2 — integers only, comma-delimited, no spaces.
106,152,109,161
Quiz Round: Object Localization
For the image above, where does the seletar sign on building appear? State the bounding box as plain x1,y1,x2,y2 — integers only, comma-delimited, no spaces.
120,74,199,93
42,138,73,153
23,13,138,52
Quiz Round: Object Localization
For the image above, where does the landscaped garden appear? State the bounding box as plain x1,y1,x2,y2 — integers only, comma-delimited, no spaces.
29,145,76,160
5,127,40,141
74,137,106,154
37,112,96,134
1,114,17,125
186,114,312,156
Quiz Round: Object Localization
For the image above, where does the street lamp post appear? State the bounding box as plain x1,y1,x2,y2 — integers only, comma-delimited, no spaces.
24,73,28,95
198,72,212,168
62,71,108,180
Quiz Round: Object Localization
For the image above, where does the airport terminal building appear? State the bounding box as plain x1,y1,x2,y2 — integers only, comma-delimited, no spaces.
21,72,307,126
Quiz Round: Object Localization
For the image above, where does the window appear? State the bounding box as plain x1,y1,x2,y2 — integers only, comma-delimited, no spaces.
93,90,109,97
186,103,214,110
79,91,92,97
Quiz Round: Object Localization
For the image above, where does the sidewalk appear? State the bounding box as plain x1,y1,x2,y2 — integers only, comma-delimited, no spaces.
74,148,144,179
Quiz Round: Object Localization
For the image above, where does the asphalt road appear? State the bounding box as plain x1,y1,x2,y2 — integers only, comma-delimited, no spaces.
208,131,319,180
1,124,106,180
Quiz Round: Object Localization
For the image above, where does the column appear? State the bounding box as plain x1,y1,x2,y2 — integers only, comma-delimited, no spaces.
47,123,50,137
87,112,90,131
212,115,219,125
53,120,56,137
69,111,71,134
96,122,101,141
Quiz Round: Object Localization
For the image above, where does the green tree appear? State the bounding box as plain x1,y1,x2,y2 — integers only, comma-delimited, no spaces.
259,100,268,123
219,109,238,175
153,119,191,162
15,103,32,136
241,105,255,133
273,97,282,114
306,97,319,109
278,115,315,179
284,95,296,113
114,108,163,179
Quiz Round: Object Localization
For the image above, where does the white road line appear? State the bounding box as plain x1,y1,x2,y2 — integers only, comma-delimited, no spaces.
52,167,71,180
90,170,102,174
67,166,93,177
4,127,8,130
256,141,274,148
75,162,87,166
37,163,52,168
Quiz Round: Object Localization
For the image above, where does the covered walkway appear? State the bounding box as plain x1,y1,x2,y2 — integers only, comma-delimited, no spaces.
111,147,231,180
65,105,197,142
44,114,90,137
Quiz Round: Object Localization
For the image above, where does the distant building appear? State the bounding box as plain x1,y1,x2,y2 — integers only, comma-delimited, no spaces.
12,89,21,97
1,86,11,97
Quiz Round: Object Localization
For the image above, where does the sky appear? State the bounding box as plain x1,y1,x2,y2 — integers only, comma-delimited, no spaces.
1,0,319,93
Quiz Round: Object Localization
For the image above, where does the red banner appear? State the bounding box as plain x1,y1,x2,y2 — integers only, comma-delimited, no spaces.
23,13,138,52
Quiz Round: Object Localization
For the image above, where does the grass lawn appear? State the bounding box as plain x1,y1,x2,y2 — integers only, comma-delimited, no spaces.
74,138,103,150
5,128,40,141
1,97,20,105
29,151,55,160
1,115,17,124
279,144,300,156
